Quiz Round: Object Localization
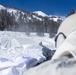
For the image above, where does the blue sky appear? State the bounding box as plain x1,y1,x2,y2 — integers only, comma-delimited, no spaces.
0,0,76,16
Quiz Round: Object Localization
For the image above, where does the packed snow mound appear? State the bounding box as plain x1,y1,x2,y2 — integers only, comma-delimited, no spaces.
33,11,48,17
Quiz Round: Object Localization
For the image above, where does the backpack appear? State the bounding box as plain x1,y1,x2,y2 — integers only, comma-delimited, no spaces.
52,14,76,60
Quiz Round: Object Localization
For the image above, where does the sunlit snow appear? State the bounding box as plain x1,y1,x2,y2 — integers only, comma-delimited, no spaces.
33,11,48,17
0,31,55,61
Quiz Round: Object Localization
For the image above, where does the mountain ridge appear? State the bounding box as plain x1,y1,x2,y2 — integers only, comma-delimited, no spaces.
0,4,63,37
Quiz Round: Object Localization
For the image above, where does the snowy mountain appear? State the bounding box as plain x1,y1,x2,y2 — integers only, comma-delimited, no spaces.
0,4,62,37
0,4,63,22
0,4,6,9
33,11,48,17
33,11,64,21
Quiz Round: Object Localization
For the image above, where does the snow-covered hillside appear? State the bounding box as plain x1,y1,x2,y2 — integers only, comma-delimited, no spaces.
0,4,62,22
33,11,63,21
0,4,62,34
49,15,60,21
0,4,6,9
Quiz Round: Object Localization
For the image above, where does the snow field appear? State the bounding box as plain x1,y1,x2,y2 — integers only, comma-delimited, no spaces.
0,31,55,61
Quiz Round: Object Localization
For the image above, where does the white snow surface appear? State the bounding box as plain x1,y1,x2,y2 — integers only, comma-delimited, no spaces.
0,31,55,61
0,31,55,75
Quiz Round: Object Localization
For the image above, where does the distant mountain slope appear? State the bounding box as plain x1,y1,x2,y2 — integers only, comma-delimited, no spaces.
0,4,63,37
33,11,48,17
